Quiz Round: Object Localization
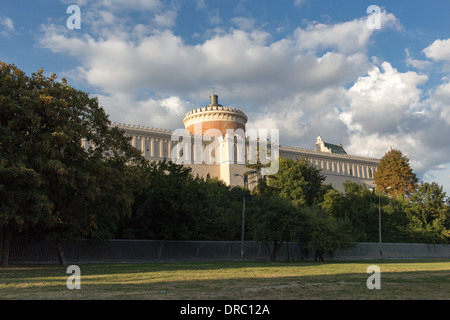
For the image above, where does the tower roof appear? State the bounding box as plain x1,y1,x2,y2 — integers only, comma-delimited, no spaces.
183,95,247,136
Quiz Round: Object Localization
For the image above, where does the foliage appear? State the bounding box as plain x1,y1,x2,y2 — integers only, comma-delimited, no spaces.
403,182,450,244
374,149,418,197
320,180,450,245
248,195,304,261
119,160,202,240
268,157,325,207
320,181,379,242
0,62,147,266
301,205,355,261
118,161,244,241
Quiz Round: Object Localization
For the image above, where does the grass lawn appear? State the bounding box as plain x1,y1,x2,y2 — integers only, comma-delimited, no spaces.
0,259,449,300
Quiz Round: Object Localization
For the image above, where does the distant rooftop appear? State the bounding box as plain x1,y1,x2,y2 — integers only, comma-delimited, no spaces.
315,136,347,154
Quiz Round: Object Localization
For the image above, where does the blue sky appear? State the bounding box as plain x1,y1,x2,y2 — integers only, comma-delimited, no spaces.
1,0,450,194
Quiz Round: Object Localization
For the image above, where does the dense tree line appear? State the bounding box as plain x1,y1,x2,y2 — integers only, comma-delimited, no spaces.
117,155,449,261
0,62,148,266
1,63,449,265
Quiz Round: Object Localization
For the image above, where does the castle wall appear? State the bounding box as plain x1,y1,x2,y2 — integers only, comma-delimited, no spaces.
108,122,379,191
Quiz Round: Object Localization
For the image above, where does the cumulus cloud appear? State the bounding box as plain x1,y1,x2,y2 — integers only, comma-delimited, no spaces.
424,38,450,62
39,23,370,115
339,61,450,177
97,92,191,129
342,61,428,135
423,38,450,71
427,78,450,125
294,11,400,54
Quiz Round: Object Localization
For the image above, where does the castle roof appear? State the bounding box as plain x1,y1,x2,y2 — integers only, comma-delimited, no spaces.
323,142,347,154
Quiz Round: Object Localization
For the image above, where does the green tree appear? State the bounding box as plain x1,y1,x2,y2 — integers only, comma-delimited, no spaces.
120,163,247,242
120,160,204,240
0,62,147,266
301,206,355,261
268,157,325,207
197,178,244,241
320,181,379,242
374,149,418,197
380,195,411,243
404,182,450,244
248,195,304,261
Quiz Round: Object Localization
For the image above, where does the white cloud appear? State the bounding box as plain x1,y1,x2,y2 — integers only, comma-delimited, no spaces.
98,0,162,11
423,38,450,71
153,9,178,29
0,16,15,37
293,11,400,54
423,38,450,62
405,48,432,70
97,93,191,130
40,24,370,108
339,61,450,178
427,78,450,125
231,16,255,31
293,0,307,8
343,61,428,135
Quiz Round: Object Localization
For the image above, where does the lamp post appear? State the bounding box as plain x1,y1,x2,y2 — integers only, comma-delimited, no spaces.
370,186,391,259
378,190,382,259
234,170,258,259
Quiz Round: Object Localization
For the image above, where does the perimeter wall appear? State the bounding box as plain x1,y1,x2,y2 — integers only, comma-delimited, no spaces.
3,239,449,264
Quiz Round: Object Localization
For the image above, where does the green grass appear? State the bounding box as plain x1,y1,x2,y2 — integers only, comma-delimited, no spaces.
0,259,449,300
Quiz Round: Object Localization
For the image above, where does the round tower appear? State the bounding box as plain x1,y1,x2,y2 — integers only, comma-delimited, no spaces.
183,95,248,137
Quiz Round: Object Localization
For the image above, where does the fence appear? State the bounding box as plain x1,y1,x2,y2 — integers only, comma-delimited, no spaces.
3,239,449,264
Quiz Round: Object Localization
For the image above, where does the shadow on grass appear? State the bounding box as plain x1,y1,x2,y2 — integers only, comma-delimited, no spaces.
1,258,450,278
0,267,449,300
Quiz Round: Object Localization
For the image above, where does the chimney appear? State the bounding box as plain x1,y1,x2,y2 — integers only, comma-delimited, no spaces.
210,94,218,106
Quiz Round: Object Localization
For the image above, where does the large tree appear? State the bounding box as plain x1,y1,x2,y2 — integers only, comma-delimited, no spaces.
267,157,326,207
404,182,450,244
119,160,205,240
374,149,418,197
301,205,355,261
0,62,147,266
248,195,304,261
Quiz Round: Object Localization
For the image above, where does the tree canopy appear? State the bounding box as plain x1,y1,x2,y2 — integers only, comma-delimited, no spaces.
0,62,147,266
267,157,326,207
374,148,418,197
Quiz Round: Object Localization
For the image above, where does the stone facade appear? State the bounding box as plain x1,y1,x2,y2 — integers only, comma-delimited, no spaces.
108,95,379,191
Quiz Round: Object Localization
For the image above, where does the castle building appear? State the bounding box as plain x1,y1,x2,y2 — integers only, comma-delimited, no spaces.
108,95,379,191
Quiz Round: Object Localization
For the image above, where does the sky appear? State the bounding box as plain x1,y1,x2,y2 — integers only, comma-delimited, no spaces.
1,0,450,194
